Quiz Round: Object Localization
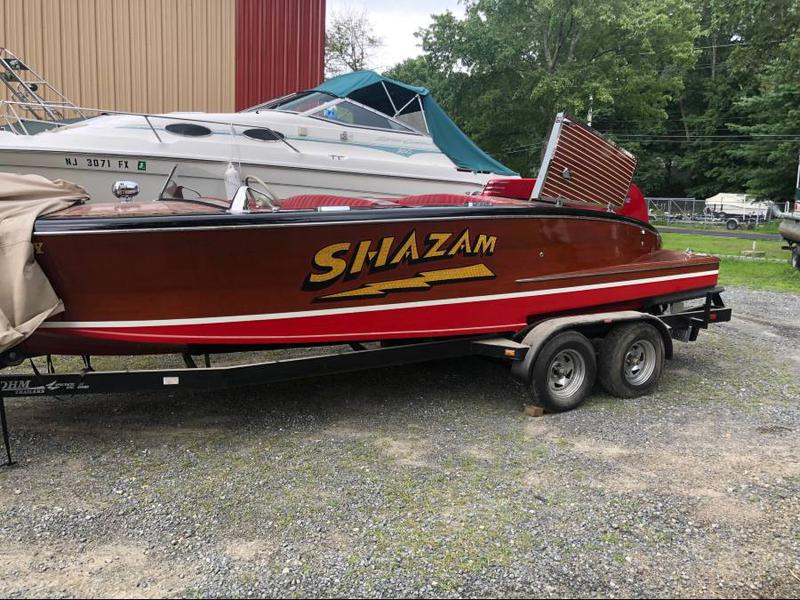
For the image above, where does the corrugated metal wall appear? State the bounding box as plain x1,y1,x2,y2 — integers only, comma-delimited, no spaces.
235,0,326,110
0,0,237,113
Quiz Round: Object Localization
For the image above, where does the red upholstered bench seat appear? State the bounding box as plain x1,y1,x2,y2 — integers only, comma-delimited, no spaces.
278,195,398,210
396,193,529,207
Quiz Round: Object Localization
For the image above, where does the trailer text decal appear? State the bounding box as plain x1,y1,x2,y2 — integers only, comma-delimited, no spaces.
303,228,497,299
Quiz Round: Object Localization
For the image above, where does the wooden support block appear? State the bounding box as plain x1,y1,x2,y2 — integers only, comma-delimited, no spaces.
741,250,766,258
523,404,545,417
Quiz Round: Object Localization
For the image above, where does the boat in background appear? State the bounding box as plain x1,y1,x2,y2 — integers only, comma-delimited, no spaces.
0,68,516,201
2,114,721,360
778,209,800,270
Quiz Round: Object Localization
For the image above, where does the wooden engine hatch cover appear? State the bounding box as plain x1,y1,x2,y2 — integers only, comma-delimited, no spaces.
532,113,637,208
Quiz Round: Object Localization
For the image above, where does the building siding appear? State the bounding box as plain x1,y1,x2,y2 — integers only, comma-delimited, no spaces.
0,0,237,113
235,0,326,110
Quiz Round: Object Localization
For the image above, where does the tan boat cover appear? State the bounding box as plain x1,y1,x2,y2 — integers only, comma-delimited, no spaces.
0,173,88,354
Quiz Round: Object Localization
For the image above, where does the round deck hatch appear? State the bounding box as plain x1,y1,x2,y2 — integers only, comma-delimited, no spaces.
243,128,285,142
165,123,212,137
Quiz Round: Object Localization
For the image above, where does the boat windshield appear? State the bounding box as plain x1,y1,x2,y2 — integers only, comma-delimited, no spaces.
247,92,420,134
249,91,336,113
309,100,414,132
157,165,230,210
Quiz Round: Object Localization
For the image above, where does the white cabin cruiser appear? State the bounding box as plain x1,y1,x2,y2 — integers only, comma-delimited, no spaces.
0,71,517,201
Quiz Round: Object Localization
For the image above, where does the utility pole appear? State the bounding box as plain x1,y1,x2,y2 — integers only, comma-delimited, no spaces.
587,94,593,127
795,149,800,212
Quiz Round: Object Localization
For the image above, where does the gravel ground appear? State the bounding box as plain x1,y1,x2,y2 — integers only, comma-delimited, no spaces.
0,286,798,598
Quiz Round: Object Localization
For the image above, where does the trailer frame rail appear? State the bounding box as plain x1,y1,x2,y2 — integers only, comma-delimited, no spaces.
0,290,731,467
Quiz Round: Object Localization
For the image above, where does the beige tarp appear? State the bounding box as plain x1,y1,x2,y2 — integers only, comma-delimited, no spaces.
0,173,88,354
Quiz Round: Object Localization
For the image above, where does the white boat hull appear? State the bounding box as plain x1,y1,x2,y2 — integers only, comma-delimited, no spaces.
0,108,501,201
0,148,492,201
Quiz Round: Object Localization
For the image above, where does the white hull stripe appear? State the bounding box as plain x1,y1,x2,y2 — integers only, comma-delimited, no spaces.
65,323,530,342
41,269,719,330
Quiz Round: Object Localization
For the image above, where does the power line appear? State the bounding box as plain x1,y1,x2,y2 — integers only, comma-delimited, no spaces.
601,133,800,138
605,138,800,144
637,38,790,55
693,39,790,50
500,137,800,154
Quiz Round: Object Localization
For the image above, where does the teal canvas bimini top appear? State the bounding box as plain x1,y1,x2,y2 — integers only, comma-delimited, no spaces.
313,71,516,176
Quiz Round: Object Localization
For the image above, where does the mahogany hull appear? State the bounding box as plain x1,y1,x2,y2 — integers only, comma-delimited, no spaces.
22,206,719,355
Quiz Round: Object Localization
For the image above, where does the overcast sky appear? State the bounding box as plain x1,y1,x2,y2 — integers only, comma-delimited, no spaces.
326,0,466,72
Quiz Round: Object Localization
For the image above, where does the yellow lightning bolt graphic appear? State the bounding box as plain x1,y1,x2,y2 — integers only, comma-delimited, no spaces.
317,264,496,301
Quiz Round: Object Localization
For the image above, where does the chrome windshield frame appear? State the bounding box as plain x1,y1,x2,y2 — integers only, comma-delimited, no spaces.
300,97,426,136
243,91,337,114
242,90,430,136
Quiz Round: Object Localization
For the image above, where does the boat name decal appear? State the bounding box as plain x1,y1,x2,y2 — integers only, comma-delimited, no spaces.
303,228,497,299
316,264,496,301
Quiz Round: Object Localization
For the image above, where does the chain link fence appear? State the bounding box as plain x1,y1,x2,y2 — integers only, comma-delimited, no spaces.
646,197,784,226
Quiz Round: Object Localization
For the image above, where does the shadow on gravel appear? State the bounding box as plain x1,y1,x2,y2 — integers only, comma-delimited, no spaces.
6,356,527,462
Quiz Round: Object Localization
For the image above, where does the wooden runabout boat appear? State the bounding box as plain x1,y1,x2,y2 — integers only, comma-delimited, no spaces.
23,193,718,357
7,114,718,359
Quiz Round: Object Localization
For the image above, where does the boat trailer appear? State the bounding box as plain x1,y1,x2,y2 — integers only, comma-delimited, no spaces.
0,289,731,466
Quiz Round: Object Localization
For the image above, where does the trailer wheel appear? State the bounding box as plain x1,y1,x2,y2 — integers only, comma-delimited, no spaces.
726,218,739,230
791,248,800,270
598,323,665,399
530,331,596,412
0,348,25,368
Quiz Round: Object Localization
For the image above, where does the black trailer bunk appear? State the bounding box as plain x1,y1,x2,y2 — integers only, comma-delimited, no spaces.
0,289,731,466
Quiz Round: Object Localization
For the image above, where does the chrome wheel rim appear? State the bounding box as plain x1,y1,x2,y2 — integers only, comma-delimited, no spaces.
623,339,656,386
547,349,586,399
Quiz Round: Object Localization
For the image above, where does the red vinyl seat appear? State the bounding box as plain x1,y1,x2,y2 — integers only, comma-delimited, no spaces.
279,195,395,210
395,194,475,207
397,193,529,207
482,178,536,200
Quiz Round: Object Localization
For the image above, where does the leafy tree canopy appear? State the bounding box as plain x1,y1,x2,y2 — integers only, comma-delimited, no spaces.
385,0,800,201
325,9,383,77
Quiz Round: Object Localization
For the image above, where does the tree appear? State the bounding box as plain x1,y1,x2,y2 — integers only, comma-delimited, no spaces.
725,2,800,202
386,0,700,178
325,9,383,77
385,0,800,199
677,0,800,201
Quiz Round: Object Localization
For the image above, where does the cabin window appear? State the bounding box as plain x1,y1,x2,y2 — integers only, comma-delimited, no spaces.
243,128,285,142
312,101,413,133
165,123,212,137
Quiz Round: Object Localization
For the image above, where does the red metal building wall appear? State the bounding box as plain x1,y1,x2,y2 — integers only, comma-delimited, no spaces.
235,0,326,110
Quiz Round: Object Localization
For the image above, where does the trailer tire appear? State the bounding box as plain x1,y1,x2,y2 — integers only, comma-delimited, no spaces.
791,248,800,271
529,331,596,412
726,218,738,230
598,323,665,399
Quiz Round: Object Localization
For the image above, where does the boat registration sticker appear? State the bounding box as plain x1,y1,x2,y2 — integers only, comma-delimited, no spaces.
63,156,145,171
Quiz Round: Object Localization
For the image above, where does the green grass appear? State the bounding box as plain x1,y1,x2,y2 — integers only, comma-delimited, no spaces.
660,232,787,260
656,220,782,234
661,232,800,293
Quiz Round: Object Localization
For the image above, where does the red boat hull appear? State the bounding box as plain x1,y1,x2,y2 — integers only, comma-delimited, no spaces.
22,204,719,355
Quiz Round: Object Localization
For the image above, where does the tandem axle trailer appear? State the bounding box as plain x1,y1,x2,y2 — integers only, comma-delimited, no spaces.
0,289,731,466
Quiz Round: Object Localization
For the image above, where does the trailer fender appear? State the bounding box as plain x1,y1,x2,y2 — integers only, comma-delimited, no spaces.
510,311,673,383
